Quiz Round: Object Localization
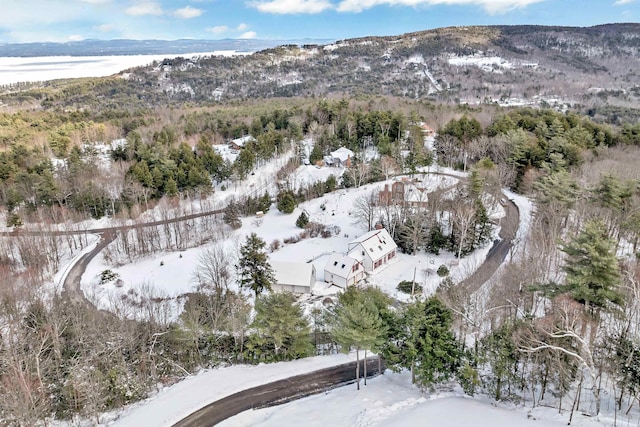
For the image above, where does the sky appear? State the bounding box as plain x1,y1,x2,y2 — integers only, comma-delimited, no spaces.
0,0,637,44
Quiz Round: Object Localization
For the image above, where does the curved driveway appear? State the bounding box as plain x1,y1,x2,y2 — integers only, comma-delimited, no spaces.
173,358,383,427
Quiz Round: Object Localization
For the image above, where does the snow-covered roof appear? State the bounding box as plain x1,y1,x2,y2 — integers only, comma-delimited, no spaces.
270,260,315,287
330,147,354,163
347,228,397,258
324,253,359,279
230,135,255,147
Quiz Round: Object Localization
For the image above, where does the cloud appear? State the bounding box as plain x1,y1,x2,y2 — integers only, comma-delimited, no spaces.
125,1,164,16
78,0,111,3
68,34,84,41
614,0,635,4
336,0,546,14
239,31,258,39
249,0,334,14
237,23,249,31
173,6,204,18
95,24,115,32
207,25,229,34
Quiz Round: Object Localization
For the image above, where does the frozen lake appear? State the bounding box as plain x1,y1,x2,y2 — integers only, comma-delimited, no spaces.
0,51,244,86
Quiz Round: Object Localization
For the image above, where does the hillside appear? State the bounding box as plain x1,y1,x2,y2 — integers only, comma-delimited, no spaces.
11,24,637,123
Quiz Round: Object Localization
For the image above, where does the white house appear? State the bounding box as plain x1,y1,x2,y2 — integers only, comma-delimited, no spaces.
347,228,397,273
270,261,316,294
324,253,365,288
328,147,354,168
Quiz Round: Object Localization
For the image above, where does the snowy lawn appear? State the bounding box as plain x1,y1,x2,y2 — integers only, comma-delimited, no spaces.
108,353,360,427
220,369,604,427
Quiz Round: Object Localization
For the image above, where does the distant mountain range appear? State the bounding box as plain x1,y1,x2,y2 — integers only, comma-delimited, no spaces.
4,24,640,123
0,38,334,57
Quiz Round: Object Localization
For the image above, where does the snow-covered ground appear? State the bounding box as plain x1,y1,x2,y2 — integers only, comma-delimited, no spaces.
41,149,541,427
220,370,604,427
80,169,489,319
108,353,360,427
108,357,604,427
0,51,245,86
448,54,538,73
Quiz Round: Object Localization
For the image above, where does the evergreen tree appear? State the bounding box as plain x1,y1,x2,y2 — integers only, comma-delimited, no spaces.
295,211,309,228
237,233,275,298
330,287,388,390
386,296,462,389
258,191,272,212
479,322,520,401
325,175,337,193
277,190,297,214
223,199,242,229
246,292,314,362
165,177,178,197
309,143,323,165
561,219,622,313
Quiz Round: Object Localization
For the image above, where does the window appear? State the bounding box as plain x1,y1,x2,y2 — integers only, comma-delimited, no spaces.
341,264,346,269
352,264,359,272
374,259,382,269
333,261,338,266
378,245,383,251
362,251,365,256
369,248,374,253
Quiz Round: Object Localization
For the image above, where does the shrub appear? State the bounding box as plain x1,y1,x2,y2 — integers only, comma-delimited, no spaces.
397,280,423,295
270,239,281,252
284,234,303,244
100,269,120,285
437,265,450,277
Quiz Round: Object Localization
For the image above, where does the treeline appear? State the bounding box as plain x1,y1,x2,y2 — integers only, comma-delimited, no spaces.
436,108,640,192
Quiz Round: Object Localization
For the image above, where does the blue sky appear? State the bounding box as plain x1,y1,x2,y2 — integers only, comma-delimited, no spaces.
0,0,637,43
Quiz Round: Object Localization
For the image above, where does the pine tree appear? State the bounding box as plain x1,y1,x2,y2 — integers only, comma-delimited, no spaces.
309,143,323,165
561,219,622,313
295,211,309,228
277,190,297,214
330,287,387,390
223,200,242,229
165,177,178,197
247,292,314,362
237,233,275,298
259,191,272,212
387,296,462,389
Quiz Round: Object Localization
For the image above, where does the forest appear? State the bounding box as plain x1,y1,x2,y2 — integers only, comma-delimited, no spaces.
1,56,640,424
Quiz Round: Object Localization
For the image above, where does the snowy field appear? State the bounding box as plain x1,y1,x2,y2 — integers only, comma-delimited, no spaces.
108,353,359,427
107,355,605,427
80,167,489,320
0,51,244,85
220,371,604,427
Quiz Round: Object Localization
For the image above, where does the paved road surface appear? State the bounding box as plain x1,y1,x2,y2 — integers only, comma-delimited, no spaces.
173,358,383,427
460,198,519,294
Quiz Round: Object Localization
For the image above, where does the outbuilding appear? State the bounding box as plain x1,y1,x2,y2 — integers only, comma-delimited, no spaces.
270,261,316,294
